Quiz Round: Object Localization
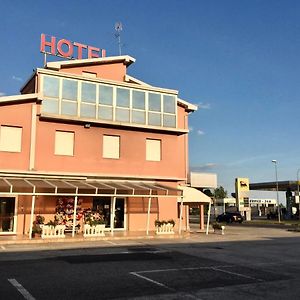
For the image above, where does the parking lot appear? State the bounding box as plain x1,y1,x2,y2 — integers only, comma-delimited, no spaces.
0,225,300,299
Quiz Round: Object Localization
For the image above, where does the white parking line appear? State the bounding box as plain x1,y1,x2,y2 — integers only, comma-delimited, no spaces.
1,246,5,250
8,278,36,300
135,265,232,274
130,271,174,291
212,267,264,282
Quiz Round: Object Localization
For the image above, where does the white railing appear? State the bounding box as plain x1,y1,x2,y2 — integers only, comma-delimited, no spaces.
155,223,175,235
41,225,66,239
83,224,105,237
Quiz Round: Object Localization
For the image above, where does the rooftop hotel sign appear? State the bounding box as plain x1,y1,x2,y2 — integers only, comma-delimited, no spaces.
40,33,106,60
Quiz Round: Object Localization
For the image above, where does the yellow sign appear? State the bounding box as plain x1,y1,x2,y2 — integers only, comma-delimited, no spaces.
235,178,250,208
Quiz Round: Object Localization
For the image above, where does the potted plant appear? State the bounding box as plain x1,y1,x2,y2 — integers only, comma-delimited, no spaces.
155,219,175,234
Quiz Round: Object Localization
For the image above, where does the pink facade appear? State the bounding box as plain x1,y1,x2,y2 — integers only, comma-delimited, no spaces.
0,55,196,238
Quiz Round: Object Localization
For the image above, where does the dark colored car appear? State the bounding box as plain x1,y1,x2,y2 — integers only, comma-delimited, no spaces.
216,212,243,223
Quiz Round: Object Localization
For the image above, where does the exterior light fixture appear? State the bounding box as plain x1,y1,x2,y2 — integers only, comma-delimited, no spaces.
271,160,281,223
84,123,91,129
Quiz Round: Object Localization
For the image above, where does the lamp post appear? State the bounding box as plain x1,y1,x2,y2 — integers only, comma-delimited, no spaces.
272,160,281,223
297,169,300,220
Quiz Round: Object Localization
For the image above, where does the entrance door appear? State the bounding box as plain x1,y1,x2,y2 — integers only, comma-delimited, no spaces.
0,197,15,233
93,197,125,229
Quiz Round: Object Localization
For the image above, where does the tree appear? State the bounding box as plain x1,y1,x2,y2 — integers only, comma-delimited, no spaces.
214,186,228,199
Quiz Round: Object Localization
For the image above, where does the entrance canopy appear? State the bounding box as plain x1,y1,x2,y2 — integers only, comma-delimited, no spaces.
0,177,181,197
177,186,212,204
250,181,299,192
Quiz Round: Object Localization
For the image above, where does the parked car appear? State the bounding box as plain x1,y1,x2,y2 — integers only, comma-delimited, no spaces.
216,212,243,223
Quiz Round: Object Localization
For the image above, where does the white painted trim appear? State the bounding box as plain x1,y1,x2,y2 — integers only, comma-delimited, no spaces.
29,104,37,170
177,98,198,112
0,93,38,104
124,75,152,87
46,55,136,70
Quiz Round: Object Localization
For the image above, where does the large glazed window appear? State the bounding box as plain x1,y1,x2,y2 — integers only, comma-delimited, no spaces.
41,75,177,129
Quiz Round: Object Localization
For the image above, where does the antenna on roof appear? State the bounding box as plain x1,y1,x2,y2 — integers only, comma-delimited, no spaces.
115,21,123,55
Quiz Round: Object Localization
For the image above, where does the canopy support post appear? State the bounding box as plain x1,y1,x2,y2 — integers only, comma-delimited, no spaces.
29,187,36,239
179,195,184,235
206,200,212,235
146,197,152,235
111,196,116,235
72,188,79,237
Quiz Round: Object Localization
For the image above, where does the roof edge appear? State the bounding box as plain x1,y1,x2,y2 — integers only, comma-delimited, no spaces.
46,55,136,70
0,93,39,105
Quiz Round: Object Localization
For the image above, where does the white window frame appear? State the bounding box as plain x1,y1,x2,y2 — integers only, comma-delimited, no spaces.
0,126,22,153
146,138,161,161
54,131,74,156
103,135,120,159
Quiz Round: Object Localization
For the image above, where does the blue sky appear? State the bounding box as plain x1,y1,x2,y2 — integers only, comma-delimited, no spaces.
1,0,300,198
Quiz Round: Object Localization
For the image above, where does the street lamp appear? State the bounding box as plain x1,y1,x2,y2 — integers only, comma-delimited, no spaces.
297,169,300,220
272,160,281,223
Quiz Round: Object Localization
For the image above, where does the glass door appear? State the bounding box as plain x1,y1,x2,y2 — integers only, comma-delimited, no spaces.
0,197,16,233
92,197,125,229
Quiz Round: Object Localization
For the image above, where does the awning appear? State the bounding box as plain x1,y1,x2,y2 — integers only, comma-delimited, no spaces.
178,186,212,203
0,177,181,197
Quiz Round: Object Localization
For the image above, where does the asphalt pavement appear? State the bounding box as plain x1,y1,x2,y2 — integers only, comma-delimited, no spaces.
0,225,300,299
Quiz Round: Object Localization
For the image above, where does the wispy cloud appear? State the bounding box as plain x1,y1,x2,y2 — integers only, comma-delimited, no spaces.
198,102,211,110
197,129,205,135
189,126,194,132
226,154,275,167
12,75,23,82
0,92,5,96
190,163,218,171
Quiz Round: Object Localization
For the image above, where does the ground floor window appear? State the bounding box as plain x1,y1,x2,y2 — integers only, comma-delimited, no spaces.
0,197,16,233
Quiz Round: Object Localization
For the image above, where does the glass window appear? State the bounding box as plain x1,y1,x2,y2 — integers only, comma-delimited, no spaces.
116,88,130,107
148,112,161,126
42,99,59,114
148,93,161,112
81,82,96,103
132,90,145,109
163,95,176,114
99,85,113,105
81,104,96,118
116,108,130,122
43,76,59,98
103,135,119,159
98,106,113,120
55,131,74,156
163,114,176,128
146,139,161,161
62,79,77,101
61,101,77,116
132,110,145,124
0,126,22,152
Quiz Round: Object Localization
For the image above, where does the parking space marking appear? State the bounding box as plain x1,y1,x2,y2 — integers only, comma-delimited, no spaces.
211,267,264,282
1,246,5,250
135,265,233,274
8,278,36,300
130,271,175,291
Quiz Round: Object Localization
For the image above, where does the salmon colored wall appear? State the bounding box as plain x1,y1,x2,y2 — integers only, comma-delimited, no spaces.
177,106,188,129
34,120,187,179
59,62,127,82
0,103,33,170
